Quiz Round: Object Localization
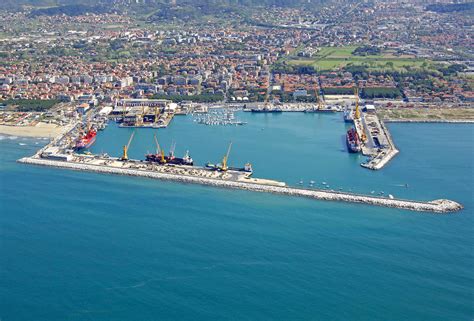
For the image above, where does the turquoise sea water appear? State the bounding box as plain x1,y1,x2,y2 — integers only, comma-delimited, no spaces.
0,113,473,320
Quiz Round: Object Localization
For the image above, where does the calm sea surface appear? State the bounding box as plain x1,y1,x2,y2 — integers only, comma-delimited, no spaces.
1,112,473,320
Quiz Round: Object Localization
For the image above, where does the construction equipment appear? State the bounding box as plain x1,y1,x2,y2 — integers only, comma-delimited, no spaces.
354,87,361,119
136,106,145,126
264,87,270,109
121,131,135,161
315,87,324,110
220,141,233,171
169,140,176,158
154,106,160,124
153,134,162,154
122,102,127,122
153,134,166,163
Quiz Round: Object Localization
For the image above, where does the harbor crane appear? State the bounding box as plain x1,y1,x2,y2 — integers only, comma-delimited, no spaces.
154,107,160,125
153,133,166,164
122,103,127,122
136,106,145,126
353,87,367,142
354,87,361,119
220,141,233,171
315,87,324,111
169,140,176,158
153,134,161,155
121,130,135,161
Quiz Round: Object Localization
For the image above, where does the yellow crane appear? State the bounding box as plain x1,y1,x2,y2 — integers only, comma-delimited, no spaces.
264,87,270,109
153,134,162,154
353,87,367,142
154,106,160,124
136,105,145,126
121,131,135,161
153,134,166,163
220,141,233,171
354,87,361,119
315,87,324,111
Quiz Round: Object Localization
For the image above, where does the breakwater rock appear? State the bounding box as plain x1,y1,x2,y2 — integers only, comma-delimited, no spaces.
18,157,463,214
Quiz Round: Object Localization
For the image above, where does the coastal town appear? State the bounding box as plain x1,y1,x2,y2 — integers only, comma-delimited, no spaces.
0,1,472,108
0,0,472,207
1,2,474,321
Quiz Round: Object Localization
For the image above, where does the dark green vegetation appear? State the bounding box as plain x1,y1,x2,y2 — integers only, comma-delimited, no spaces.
361,87,402,99
0,99,60,112
1,0,323,11
353,46,381,56
152,93,224,103
30,5,111,17
322,87,353,95
321,87,402,100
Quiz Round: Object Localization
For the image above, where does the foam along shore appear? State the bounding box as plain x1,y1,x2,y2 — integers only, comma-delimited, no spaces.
0,123,65,138
18,156,463,214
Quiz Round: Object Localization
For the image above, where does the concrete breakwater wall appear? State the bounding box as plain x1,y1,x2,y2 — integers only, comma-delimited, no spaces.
383,119,474,124
18,157,463,214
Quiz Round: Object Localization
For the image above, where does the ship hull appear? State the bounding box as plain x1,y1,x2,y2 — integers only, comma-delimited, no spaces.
346,127,361,153
145,154,193,166
344,116,354,123
305,109,337,113
82,135,96,149
250,109,282,113
75,130,97,150
346,140,361,153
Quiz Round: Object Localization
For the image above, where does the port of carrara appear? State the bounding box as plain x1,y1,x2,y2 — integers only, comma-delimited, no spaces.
18,95,463,214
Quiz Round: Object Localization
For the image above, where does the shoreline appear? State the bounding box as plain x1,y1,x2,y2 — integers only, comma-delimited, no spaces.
18,156,463,214
0,123,65,138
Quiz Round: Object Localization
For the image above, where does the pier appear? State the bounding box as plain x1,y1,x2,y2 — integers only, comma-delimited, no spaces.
18,155,462,214
352,108,399,170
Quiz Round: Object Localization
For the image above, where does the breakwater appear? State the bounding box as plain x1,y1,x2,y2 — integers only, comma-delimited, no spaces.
18,156,463,213
383,119,474,124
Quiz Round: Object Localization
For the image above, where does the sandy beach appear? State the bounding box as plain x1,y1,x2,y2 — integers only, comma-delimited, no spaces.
0,122,64,138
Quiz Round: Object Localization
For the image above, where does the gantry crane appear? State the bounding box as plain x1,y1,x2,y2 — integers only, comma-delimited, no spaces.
136,105,145,126
121,131,135,161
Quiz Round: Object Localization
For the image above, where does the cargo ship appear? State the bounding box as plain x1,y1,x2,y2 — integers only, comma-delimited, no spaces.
145,150,194,166
346,127,361,153
305,105,339,113
343,107,354,122
75,128,97,150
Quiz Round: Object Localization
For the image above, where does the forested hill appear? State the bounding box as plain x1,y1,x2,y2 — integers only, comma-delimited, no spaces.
2,0,325,11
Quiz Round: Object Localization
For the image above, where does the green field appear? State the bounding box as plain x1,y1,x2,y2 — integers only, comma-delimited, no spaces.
0,99,60,112
288,46,430,72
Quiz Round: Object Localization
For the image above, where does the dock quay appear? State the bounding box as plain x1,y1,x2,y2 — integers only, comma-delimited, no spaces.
18,155,462,214
354,110,399,170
